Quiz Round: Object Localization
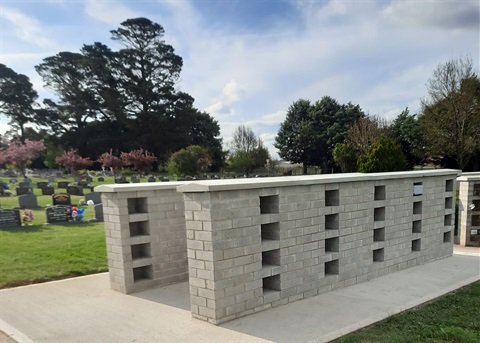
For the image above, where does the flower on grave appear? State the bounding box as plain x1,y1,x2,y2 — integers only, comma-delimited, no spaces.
22,210,34,223
87,200,94,206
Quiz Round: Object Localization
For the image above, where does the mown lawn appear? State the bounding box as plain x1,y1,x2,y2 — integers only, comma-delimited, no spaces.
0,176,109,287
334,281,480,343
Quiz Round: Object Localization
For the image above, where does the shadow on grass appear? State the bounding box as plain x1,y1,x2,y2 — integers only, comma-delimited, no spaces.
1,221,102,234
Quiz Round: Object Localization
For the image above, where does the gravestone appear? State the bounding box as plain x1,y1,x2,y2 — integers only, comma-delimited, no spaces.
46,206,72,224
19,194,39,208
94,203,104,221
131,177,140,183
85,192,101,204
78,181,89,188
86,176,93,182
148,176,156,182
42,186,55,195
37,182,48,189
19,181,30,188
115,177,129,184
57,181,69,189
9,178,17,184
73,177,81,183
0,209,21,229
98,177,105,182
16,187,32,196
48,177,55,183
52,193,71,206
67,186,84,196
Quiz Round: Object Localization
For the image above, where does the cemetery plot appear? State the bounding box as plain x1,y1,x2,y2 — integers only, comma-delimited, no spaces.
46,206,72,224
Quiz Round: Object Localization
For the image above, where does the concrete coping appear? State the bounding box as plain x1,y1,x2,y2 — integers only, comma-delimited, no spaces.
457,172,480,182
176,169,460,193
94,181,189,193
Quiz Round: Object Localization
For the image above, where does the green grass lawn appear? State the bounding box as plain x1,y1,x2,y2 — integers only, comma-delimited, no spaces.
334,281,480,343
0,175,110,288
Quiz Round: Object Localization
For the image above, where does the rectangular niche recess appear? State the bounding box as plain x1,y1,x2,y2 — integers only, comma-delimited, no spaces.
325,189,339,206
260,195,279,214
262,249,280,266
374,207,385,221
443,231,451,243
413,182,423,196
412,239,421,252
325,213,339,230
413,201,422,215
444,214,452,226
446,179,453,192
325,259,339,275
261,222,280,240
374,186,386,201
373,248,384,262
374,227,385,242
129,221,149,237
445,197,453,210
474,184,480,196
263,275,281,292
412,220,422,233
128,197,148,214
133,265,152,282
131,243,151,259
472,215,480,227
325,237,339,252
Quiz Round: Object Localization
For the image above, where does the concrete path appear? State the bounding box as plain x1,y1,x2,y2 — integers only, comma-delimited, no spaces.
1,248,479,343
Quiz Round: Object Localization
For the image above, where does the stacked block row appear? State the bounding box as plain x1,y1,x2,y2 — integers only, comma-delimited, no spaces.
178,171,458,324
99,184,188,293
457,173,480,246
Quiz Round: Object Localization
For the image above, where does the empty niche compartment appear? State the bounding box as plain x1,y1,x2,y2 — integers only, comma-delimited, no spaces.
260,195,279,214
374,185,386,201
261,222,280,240
325,259,339,275
412,220,422,233
412,239,421,251
129,221,149,237
472,215,480,226
413,201,423,214
445,179,453,192
374,207,385,221
373,248,384,262
131,243,151,259
374,227,385,242
262,249,281,266
325,189,339,206
443,231,451,243
263,275,281,292
413,182,423,196
444,214,452,226
133,265,153,282
325,237,339,252
445,197,453,209
128,197,148,214
325,213,339,230
474,184,480,196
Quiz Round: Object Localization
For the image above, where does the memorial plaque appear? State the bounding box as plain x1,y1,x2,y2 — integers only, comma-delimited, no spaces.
67,186,84,196
58,181,69,189
52,193,71,206
37,182,48,189
148,176,156,182
46,206,72,224
85,192,101,204
0,209,21,229
131,177,140,183
42,186,55,195
19,181,30,188
18,194,39,208
16,187,32,196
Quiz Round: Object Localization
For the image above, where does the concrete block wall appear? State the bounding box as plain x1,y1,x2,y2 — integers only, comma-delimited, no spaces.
177,170,458,324
97,183,188,293
457,173,480,247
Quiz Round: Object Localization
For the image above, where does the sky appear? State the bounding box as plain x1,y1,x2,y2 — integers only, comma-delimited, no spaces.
1,0,479,158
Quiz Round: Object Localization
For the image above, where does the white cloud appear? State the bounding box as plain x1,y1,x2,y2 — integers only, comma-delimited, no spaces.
246,110,286,126
84,0,142,26
0,7,54,47
223,79,247,104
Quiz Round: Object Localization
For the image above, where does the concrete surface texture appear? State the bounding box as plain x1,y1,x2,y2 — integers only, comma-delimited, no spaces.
1,248,478,343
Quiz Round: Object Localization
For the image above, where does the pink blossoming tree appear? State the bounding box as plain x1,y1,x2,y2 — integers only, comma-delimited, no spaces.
97,149,124,176
56,149,93,176
2,139,45,177
121,149,157,174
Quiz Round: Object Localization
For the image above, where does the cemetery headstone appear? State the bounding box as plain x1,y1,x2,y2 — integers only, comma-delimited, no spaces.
42,186,55,196
85,192,101,204
52,193,71,206
19,194,39,208
9,178,17,184
48,177,56,183
16,187,32,196
56,172,63,177
94,203,104,221
19,181,30,188
73,177,81,183
98,177,105,182
78,181,88,188
86,176,93,182
67,186,84,196
37,182,48,189
57,181,69,189
0,209,21,229
46,206,72,224
131,177,140,183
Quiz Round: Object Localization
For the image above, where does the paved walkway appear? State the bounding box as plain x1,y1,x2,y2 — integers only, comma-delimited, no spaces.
1,247,479,343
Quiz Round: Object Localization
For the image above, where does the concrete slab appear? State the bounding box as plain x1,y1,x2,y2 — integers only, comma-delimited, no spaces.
1,249,479,343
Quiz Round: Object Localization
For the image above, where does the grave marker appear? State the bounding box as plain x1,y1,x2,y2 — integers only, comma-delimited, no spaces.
42,186,55,195
85,192,101,204
52,193,71,206
37,182,48,189
67,186,84,196
46,206,72,224
19,181,30,188
19,194,39,208
98,177,105,182
16,187,32,196
0,209,21,229
57,181,69,189
94,203,104,221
